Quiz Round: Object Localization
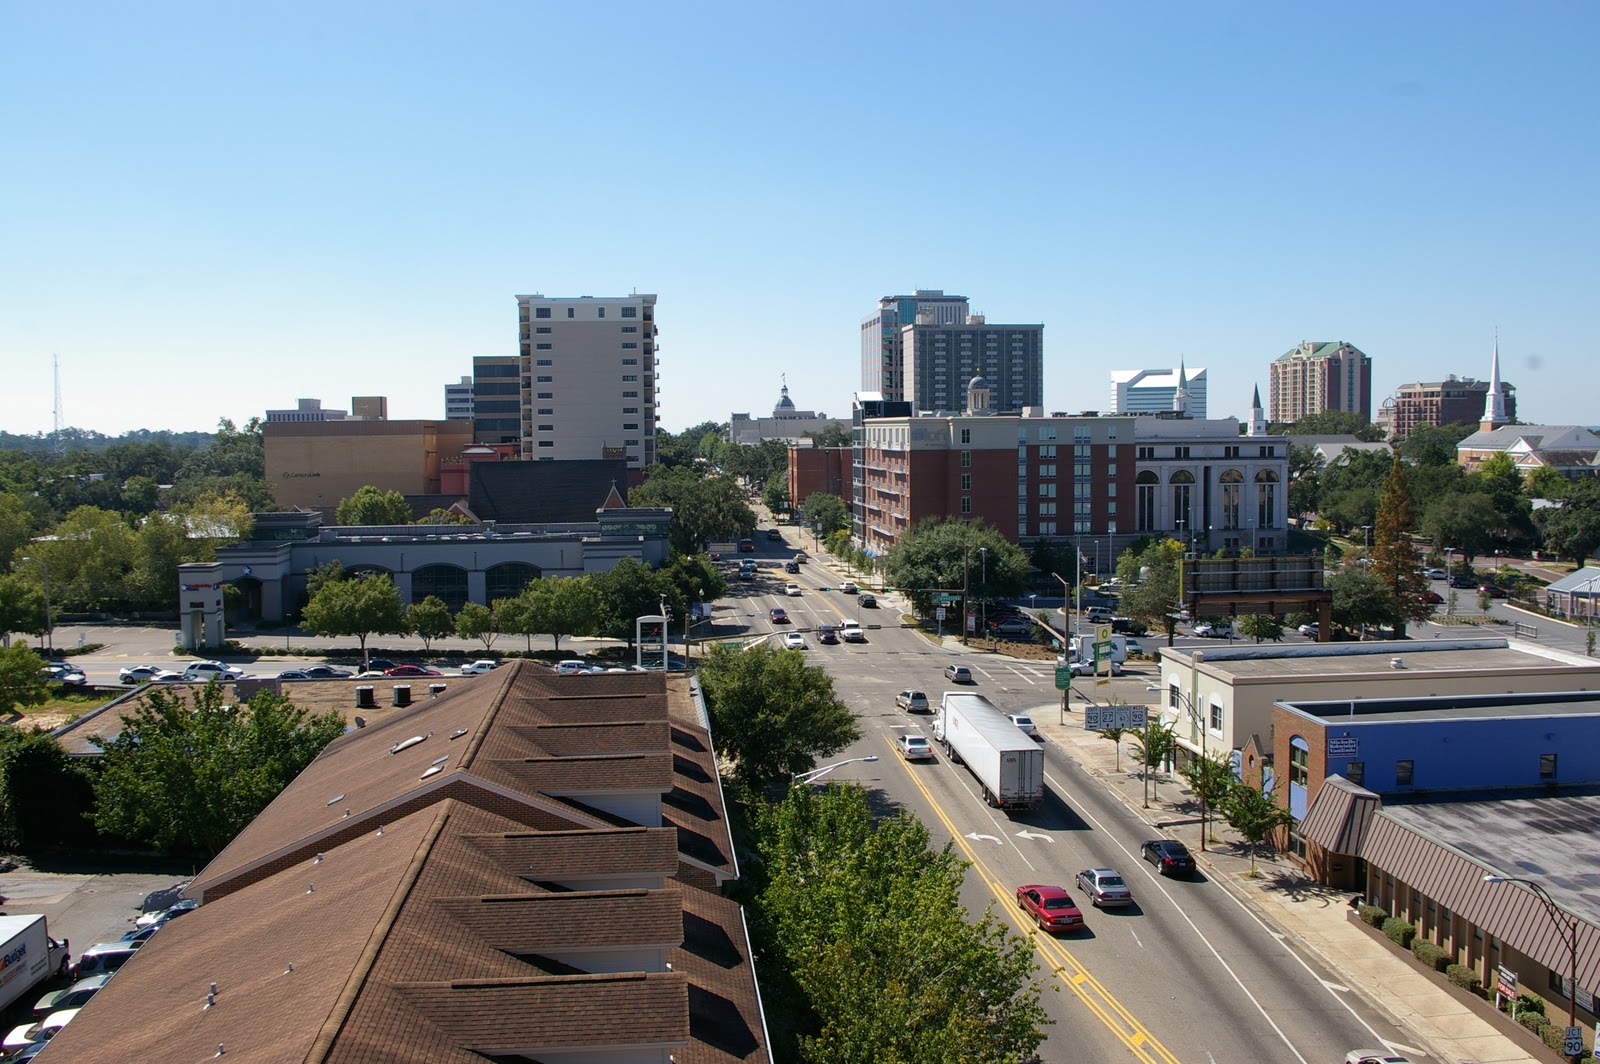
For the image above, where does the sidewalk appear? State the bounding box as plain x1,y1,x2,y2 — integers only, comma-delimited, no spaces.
1044,709,1539,1064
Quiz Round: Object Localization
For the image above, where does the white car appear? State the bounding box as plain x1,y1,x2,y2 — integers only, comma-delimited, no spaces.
840,620,866,642
1192,622,1234,639
784,583,803,596
118,664,172,684
182,661,246,682
1008,714,1040,739
460,660,499,675
840,582,858,594
1297,623,1319,638
1123,638,1146,656
898,734,934,760
782,632,807,650
1068,659,1123,677
1343,1053,1413,1064
553,660,599,675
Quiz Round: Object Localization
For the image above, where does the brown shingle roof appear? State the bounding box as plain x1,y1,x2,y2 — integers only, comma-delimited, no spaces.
434,886,685,955
1298,774,1380,855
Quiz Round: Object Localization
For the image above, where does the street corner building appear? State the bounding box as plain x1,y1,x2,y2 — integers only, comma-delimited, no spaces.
43,662,770,1064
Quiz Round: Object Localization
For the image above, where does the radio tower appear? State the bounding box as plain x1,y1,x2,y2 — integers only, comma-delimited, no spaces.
52,353,64,455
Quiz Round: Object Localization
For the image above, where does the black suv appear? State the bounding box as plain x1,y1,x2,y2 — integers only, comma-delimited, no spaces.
1140,839,1195,877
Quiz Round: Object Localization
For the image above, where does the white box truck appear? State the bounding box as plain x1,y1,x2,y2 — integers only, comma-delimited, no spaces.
1069,634,1126,669
932,693,1046,810
0,915,70,1013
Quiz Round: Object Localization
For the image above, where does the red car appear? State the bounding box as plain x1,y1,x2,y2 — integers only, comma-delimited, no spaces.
768,607,789,624
1418,590,1444,605
1479,583,1508,598
385,665,442,677
1015,884,1085,933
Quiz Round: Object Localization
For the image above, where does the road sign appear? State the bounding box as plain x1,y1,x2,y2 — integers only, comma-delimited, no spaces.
935,607,946,621
1055,666,1073,690
1084,704,1148,731
1565,1027,1584,1057
936,593,961,604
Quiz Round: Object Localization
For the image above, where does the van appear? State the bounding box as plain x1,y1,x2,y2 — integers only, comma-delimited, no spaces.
1084,606,1114,624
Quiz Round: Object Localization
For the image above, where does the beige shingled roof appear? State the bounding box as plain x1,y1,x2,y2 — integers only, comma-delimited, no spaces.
48,663,768,1063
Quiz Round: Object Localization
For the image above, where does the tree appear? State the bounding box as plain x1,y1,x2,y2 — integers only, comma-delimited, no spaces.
513,576,602,652
1218,778,1296,876
1419,492,1496,565
696,642,860,794
1371,452,1432,637
1098,727,1128,771
90,683,345,855
0,644,49,717
1116,539,1184,643
882,519,1029,623
1468,453,1536,550
300,572,406,668
417,507,472,525
762,479,790,517
405,596,455,651
1329,568,1394,637
800,492,848,536
748,783,1047,1063
1177,750,1234,842
595,558,683,646
1539,501,1600,566
661,552,729,610
629,467,757,554
1285,443,1324,524
1236,614,1283,643
0,727,96,849
335,485,413,526
0,492,34,568
1126,720,1175,800
454,601,500,650
805,424,853,448
30,505,137,611
0,576,47,648
1280,410,1386,442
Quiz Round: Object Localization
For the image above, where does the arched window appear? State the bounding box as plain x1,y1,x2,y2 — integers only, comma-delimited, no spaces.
486,562,540,603
1255,470,1279,530
1170,470,1195,539
411,564,468,612
1136,471,1160,531
1288,735,1310,820
1219,469,1244,530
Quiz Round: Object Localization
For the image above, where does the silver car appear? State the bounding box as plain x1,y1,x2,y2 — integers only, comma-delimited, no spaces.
1075,867,1133,907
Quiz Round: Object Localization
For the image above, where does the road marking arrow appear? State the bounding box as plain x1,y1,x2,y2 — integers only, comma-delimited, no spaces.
1320,980,1350,993
964,832,1001,844
1014,830,1054,842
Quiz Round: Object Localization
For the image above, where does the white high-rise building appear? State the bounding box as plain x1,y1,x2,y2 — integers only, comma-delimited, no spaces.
445,375,474,421
515,293,659,467
1110,367,1209,418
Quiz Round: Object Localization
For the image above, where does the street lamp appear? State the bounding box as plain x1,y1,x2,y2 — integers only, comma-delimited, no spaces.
20,556,53,656
1483,874,1582,1063
793,755,880,785
1445,546,1458,617
1361,524,1372,564
979,546,988,639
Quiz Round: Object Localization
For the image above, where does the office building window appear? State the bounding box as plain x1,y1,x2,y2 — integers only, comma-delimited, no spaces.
1107,444,1116,458
1396,759,1414,786
537,392,553,399
1137,446,1155,460
536,343,552,350
622,375,639,382
1541,753,1557,780
1346,761,1364,786
535,359,553,366
536,375,553,383
567,307,575,318
536,408,553,415
536,307,551,318
960,428,972,444
1038,520,1055,535
1224,445,1241,458
961,473,972,490
622,306,637,318
623,407,639,414
537,440,554,447
1038,502,1055,516
622,358,638,365
1040,445,1056,458
623,391,639,398
960,497,972,514
960,451,972,468
537,424,553,431
622,325,637,333
1174,446,1191,459
622,342,638,349
536,326,551,333
1137,472,1158,531
624,423,639,430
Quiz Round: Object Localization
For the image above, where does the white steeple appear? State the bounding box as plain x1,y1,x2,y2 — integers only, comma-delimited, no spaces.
1172,360,1190,416
1481,332,1508,430
1248,384,1266,436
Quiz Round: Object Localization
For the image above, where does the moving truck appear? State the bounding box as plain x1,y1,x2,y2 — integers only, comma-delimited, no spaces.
0,915,70,1013
932,693,1045,810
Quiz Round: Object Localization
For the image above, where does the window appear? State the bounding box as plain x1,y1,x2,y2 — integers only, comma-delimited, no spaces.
1396,759,1415,786
960,428,971,444
1174,446,1191,459
1168,686,1181,710
622,305,637,318
597,307,605,318
960,473,972,490
1346,761,1365,786
537,424,553,431
1541,753,1557,780
1256,470,1279,529
1289,742,1309,788
1210,701,1222,730
567,307,575,318
960,451,972,468
1040,445,1056,458
537,392,553,399
622,342,638,349
622,325,637,333
1038,502,1055,516
624,423,639,430
1136,471,1159,532
1038,520,1056,535
536,343,552,350
535,307,551,318
536,375,553,383
537,440,554,447
623,407,639,414
1220,469,1244,529
536,326,551,333
1107,444,1117,458
1224,445,1241,458
623,390,638,398
536,408,553,415
1038,482,1056,498
1137,446,1155,460
960,497,972,514
1259,445,1276,457
622,375,639,382
1039,464,1056,478
622,358,638,365
535,358,553,366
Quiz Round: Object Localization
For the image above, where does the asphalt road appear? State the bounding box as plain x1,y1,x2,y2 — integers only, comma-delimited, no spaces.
754,547,1421,1064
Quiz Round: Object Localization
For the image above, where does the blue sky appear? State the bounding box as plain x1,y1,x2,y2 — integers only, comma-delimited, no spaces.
2,2,1595,437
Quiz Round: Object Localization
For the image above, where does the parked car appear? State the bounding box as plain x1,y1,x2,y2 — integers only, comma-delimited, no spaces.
943,664,973,684
895,690,930,713
1140,839,1195,877
769,607,789,624
1297,623,1319,638
71,942,140,980
1122,638,1146,656
988,617,1034,638
1111,616,1148,635
782,632,807,650
1192,621,1234,639
3,1009,80,1057
840,581,858,594
858,592,878,608
1008,714,1039,739
386,664,442,677
459,660,500,675
817,625,839,645
784,583,803,596
1417,590,1444,605
765,529,782,541
151,672,192,683
1015,884,1086,933
42,663,88,686
366,659,398,672
1074,867,1133,907
1423,568,1447,580
135,898,198,929
897,733,934,761
118,664,171,684
32,975,112,1022
1084,606,1114,624
1479,583,1508,598
1449,573,1478,589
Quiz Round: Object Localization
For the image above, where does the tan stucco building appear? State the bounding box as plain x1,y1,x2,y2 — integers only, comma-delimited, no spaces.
264,419,475,513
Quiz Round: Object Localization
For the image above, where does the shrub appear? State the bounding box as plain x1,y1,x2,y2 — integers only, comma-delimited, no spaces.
1445,963,1482,993
1517,1009,1552,1035
1411,939,1449,971
1358,903,1387,927
1381,916,1416,949
1516,993,1545,1016
1541,1022,1580,1055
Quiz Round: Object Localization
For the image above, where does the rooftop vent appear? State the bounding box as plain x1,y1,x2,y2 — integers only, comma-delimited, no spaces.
1390,657,1405,669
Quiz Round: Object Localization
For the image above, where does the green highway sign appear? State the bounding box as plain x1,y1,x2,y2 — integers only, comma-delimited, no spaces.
936,593,962,604
1055,666,1073,690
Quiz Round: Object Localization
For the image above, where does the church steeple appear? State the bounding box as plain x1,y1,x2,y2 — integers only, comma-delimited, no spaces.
1172,360,1190,416
1480,332,1508,431
1248,384,1266,436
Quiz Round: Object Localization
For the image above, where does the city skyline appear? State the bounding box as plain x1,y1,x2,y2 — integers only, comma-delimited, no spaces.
2,3,1595,438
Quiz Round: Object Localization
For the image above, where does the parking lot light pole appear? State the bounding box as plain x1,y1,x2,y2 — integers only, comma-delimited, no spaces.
1484,874,1581,1063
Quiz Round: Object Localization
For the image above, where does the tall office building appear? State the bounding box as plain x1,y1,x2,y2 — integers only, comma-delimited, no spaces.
902,314,1044,414
860,290,970,400
1269,341,1372,424
471,355,521,445
1109,366,1209,418
515,293,659,467
445,375,474,421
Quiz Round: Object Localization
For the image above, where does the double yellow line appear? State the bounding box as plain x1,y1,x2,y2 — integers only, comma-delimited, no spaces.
888,734,1181,1063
